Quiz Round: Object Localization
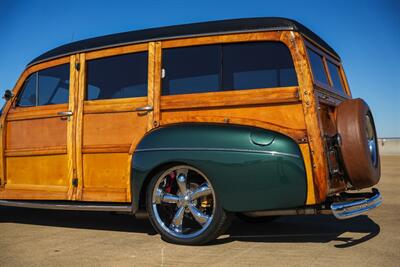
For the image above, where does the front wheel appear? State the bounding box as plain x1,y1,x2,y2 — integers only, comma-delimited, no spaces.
146,165,230,245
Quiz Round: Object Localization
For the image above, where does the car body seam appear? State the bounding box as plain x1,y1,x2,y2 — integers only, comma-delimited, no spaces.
134,147,301,159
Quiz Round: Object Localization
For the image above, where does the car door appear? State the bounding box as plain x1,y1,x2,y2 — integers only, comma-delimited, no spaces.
78,44,153,202
1,58,76,200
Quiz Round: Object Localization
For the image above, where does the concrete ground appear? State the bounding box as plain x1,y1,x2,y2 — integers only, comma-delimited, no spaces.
0,156,399,267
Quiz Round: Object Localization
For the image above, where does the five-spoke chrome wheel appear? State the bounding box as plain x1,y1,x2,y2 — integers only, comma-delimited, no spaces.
148,165,219,242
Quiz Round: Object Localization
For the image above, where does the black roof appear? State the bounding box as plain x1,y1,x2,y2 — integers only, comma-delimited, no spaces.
29,17,339,66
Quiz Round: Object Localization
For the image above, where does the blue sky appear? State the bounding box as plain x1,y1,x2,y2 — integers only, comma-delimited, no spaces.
0,0,399,137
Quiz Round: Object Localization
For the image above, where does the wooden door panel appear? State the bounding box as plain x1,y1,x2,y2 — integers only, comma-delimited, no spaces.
6,117,67,150
6,155,69,187
81,109,149,202
83,112,148,148
81,153,129,202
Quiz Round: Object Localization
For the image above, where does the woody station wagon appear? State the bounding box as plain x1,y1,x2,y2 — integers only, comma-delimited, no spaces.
0,18,381,245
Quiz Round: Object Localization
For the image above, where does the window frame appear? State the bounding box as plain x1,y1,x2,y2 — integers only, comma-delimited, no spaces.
305,40,350,97
84,43,149,103
161,40,298,97
15,61,71,108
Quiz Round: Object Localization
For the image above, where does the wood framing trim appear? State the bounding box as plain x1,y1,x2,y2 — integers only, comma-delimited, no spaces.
284,31,329,202
66,55,78,200
0,188,68,200
7,104,70,121
82,144,131,154
5,146,67,157
160,87,300,110
161,31,283,49
147,42,156,131
83,97,148,114
85,43,148,61
5,184,69,192
74,53,86,200
153,42,162,127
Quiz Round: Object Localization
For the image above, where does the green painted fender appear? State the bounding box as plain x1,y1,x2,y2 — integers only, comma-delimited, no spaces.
131,123,307,213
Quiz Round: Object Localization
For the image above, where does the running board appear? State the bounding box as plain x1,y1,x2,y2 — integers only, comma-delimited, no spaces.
0,200,132,212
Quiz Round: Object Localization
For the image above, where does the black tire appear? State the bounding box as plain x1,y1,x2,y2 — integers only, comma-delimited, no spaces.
146,165,230,245
236,213,279,223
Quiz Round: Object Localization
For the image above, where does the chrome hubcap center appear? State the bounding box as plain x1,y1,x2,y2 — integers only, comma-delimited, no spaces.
182,194,191,206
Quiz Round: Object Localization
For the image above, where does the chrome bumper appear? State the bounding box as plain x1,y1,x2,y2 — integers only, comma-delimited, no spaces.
331,188,382,219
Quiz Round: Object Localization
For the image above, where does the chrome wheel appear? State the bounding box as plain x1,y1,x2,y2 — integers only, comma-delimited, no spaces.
366,113,378,167
151,165,215,239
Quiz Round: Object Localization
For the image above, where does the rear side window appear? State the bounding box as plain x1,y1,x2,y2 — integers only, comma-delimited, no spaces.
222,42,297,90
307,48,329,85
162,45,221,95
327,60,344,93
87,52,148,100
162,41,297,96
17,64,70,107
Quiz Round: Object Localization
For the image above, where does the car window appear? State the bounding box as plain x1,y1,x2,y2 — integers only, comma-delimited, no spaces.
38,64,70,105
222,42,298,90
162,45,221,95
17,73,37,107
86,52,148,100
161,41,297,96
17,64,70,107
327,60,344,93
307,48,329,85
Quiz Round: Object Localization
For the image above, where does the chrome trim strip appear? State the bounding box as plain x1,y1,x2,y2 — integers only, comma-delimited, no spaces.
135,147,301,159
0,200,132,212
331,188,382,220
244,208,331,217
28,26,293,67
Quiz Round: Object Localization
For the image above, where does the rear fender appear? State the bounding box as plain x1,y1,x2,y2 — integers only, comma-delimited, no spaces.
131,123,307,213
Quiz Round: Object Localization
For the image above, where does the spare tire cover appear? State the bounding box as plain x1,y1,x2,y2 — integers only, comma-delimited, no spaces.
336,98,380,188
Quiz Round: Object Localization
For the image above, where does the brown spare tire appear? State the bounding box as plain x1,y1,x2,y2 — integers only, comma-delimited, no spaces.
336,98,380,188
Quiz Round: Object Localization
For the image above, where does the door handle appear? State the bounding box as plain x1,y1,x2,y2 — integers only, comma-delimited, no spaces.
57,111,73,116
57,111,73,120
134,105,153,113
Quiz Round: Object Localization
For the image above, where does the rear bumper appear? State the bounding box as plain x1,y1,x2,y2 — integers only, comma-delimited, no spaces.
331,188,382,219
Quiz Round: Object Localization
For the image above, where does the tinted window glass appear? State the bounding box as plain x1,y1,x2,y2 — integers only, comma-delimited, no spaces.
307,48,328,85
38,64,70,105
87,52,148,100
327,60,344,93
17,73,37,107
162,45,221,95
223,42,297,90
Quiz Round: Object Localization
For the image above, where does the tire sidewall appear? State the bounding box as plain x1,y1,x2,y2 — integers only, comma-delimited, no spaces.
337,98,381,188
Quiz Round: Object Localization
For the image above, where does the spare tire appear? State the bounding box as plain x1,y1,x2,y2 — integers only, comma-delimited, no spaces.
336,98,380,188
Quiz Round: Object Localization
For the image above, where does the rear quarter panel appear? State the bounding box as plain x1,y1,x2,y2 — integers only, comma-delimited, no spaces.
131,124,307,212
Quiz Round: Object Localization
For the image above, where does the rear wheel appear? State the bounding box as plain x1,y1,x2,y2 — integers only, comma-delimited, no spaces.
146,165,229,245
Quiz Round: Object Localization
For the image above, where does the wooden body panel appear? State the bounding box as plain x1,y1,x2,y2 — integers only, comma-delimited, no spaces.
161,101,307,142
81,104,149,202
6,115,67,150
